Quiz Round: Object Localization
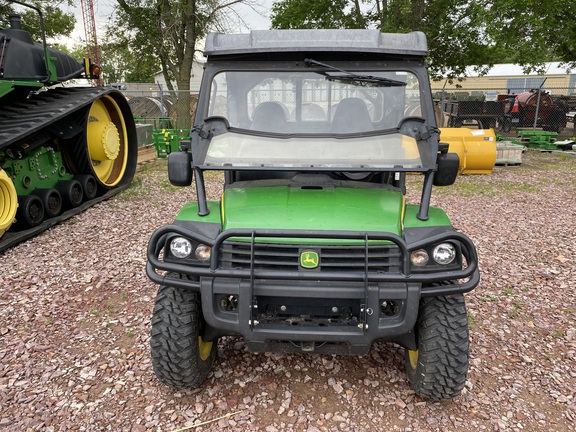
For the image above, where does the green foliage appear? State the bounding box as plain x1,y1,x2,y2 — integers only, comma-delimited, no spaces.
48,43,85,60
483,1,576,70
107,0,249,128
270,0,576,78
100,3,161,84
1,1,76,41
271,0,366,29
99,40,157,83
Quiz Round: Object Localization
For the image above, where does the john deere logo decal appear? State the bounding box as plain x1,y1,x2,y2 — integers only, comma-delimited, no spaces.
300,251,319,269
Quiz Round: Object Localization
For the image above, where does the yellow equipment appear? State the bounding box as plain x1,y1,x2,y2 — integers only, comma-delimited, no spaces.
440,128,497,174
0,169,18,237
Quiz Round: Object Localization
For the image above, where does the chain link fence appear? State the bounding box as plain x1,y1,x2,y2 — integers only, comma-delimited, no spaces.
119,89,198,152
121,89,198,130
432,87,576,138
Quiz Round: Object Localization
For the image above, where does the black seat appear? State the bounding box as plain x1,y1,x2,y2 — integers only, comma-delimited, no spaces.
250,102,287,133
331,97,373,133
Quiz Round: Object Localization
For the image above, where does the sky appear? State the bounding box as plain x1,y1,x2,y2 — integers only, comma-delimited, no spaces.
64,0,273,48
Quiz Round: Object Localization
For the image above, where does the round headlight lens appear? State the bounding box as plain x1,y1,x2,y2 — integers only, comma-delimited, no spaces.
410,249,429,266
432,243,456,265
195,244,212,261
170,237,192,259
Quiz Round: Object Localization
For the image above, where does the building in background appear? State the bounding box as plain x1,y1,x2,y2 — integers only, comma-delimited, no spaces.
432,62,576,99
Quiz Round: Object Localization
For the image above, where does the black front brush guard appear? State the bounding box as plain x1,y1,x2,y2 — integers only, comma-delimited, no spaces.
146,226,480,296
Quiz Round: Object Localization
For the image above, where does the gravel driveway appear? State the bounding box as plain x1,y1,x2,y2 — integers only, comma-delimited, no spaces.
1,151,575,431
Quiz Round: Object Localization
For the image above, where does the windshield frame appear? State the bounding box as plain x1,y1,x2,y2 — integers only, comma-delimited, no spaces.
193,57,438,173
195,127,426,172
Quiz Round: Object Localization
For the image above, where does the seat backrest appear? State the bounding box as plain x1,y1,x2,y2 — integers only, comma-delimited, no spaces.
331,97,373,133
250,102,287,133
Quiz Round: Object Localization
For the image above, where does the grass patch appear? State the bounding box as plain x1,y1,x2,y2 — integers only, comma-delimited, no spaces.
467,312,477,330
117,176,145,200
138,158,168,173
508,303,521,318
161,179,181,192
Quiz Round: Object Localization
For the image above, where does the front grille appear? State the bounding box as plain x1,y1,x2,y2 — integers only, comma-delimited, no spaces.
219,241,402,273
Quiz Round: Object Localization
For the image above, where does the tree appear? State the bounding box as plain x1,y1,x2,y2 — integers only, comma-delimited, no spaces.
270,0,576,79
98,39,158,84
482,0,576,71
271,0,366,29
271,0,494,80
0,0,76,42
111,0,251,128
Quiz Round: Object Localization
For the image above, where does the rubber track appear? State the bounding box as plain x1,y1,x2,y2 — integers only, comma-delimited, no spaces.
0,87,133,252
0,87,115,148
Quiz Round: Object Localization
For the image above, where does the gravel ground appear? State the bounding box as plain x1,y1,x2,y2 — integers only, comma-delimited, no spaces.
1,151,575,431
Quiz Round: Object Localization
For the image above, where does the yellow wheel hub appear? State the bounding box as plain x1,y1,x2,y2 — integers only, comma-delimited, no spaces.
408,349,419,370
86,96,129,187
88,122,120,160
0,169,18,238
198,336,213,361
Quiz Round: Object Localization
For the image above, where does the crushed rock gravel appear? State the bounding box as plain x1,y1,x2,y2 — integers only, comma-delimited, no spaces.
1,151,575,431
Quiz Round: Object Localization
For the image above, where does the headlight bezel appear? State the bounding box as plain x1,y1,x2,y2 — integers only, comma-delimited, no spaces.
410,241,462,272
166,235,212,265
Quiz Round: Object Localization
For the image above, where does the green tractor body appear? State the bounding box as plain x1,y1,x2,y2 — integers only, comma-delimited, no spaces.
0,1,137,248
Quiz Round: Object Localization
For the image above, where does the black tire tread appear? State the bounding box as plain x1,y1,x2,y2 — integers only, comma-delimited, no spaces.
150,284,216,389
406,294,469,401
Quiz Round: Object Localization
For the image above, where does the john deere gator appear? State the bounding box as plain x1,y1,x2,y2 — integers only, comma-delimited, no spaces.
146,29,480,401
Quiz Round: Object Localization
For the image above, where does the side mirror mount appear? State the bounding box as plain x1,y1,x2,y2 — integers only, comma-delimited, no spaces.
168,144,193,187
434,142,459,186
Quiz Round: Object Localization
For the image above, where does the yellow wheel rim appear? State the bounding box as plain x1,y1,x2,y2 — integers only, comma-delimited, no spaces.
0,169,18,238
86,96,129,187
198,336,213,361
408,349,419,370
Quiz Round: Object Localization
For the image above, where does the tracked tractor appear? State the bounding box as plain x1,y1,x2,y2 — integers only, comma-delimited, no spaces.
0,1,137,250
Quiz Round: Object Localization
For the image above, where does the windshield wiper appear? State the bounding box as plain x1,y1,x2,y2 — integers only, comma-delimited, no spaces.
304,58,407,87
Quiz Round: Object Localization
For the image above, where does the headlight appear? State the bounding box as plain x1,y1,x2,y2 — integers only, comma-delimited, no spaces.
195,244,212,261
410,249,429,266
432,243,456,265
170,237,193,259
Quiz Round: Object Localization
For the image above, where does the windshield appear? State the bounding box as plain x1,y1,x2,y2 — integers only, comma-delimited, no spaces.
197,68,432,171
203,132,423,169
207,70,422,134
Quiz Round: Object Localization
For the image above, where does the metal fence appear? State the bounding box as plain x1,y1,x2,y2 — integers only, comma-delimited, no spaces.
119,89,196,152
121,89,198,130
432,87,576,138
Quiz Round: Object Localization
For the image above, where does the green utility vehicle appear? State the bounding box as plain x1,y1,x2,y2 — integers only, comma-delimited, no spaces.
146,29,480,401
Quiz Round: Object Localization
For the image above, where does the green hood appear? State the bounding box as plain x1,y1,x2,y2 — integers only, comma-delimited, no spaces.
222,185,404,235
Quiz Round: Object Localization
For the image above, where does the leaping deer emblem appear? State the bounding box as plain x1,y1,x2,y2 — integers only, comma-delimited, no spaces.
300,251,319,268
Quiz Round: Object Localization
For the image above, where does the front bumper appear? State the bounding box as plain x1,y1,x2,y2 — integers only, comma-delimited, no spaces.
146,227,479,354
